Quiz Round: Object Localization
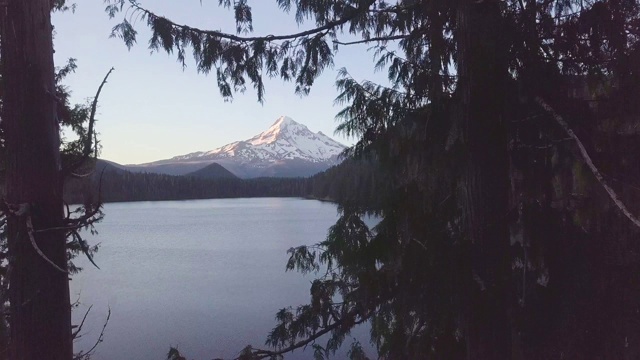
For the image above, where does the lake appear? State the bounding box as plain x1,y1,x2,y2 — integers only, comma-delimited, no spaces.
70,198,372,360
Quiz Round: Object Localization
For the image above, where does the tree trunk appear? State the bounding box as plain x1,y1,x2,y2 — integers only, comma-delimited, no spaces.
456,0,511,358
1,1,72,359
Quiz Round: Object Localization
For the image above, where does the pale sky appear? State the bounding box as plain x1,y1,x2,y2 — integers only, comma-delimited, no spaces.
51,1,389,165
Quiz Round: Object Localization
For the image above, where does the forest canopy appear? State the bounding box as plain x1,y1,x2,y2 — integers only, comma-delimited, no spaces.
2,0,640,359
104,0,640,359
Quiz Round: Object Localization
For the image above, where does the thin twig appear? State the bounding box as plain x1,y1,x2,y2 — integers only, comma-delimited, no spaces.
72,304,93,340
70,169,95,179
71,291,82,308
74,307,111,360
334,34,407,46
412,238,428,252
36,225,87,233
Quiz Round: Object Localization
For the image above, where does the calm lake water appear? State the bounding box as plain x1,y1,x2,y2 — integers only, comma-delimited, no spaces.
70,198,372,360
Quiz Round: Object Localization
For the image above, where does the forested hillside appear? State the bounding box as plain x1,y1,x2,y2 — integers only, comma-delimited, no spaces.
64,166,308,203
63,158,379,204
185,163,239,180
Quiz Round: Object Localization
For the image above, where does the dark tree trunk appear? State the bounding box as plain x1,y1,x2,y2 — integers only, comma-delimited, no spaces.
456,0,511,358
1,1,72,359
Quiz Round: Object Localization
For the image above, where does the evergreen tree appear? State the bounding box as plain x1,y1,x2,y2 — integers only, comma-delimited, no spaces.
0,1,108,358
106,0,640,358
1,1,73,357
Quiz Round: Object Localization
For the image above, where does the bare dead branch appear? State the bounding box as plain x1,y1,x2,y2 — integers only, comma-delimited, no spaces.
35,206,103,234
65,67,115,175
535,96,640,229
85,68,114,157
71,291,82,308
72,304,92,340
4,203,67,274
73,307,111,360
64,201,72,221
24,209,68,274
69,169,96,179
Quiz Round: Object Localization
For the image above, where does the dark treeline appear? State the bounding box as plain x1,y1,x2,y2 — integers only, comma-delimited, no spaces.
64,159,380,204
308,158,385,207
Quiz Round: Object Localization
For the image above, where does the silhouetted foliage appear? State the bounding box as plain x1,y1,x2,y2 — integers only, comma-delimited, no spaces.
107,0,640,359
0,2,107,357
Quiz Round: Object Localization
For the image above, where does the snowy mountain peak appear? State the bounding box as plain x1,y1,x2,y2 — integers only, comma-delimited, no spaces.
248,116,301,146
248,116,318,146
273,115,296,127
163,116,346,167
134,116,345,177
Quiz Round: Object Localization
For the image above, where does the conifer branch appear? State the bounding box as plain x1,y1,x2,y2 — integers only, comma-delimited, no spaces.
246,308,372,359
367,3,419,14
535,96,640,229
128,0,375,43
333,34,407,46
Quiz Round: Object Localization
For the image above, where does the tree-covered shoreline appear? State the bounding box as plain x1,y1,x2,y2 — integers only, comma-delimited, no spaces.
64,158,377,205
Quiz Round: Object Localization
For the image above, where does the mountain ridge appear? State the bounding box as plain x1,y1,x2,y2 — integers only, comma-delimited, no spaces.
124,116,346,178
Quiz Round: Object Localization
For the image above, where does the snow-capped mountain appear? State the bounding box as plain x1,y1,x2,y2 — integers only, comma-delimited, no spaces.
173,116,344,163
126,116,347,178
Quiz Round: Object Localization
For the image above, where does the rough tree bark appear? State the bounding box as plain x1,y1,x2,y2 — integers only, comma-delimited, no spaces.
456,0,511,358
1,0,73,359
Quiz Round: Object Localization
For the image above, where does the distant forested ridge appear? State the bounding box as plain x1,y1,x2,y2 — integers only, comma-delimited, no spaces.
64,159,379,204
184,162,239,180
